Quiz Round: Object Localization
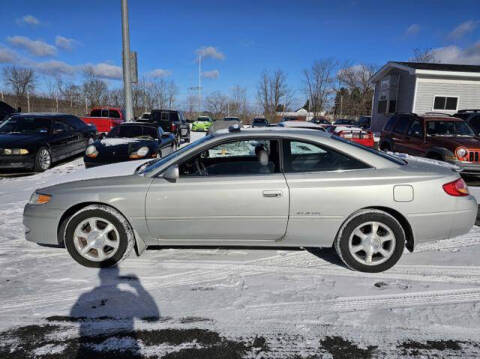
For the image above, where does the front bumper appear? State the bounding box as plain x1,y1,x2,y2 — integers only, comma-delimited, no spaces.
0,154,35,169
454,162,480,175
23,203,65,245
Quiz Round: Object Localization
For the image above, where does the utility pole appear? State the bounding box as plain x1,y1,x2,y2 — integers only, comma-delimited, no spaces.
198,55,202,113
121,0,133,122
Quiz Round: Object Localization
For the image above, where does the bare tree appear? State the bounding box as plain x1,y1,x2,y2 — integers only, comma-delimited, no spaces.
411,48,437,63
229,85,249,121
205,91,228,119
166,81,178,109
303,59,338,117
336,63,377,116
2,66,36,107
82,67,108,108
256,70,293,121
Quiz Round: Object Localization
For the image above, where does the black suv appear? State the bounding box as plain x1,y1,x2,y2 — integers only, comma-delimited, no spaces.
148,109,190,144
454,110,480,135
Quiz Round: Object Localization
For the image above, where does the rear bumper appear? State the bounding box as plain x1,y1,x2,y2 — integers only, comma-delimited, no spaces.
408,195,477,245
0,155,35,169
23,203,64,245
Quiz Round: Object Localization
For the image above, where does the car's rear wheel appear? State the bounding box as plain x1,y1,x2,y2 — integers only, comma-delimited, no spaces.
64,205,134,268
334,210,405,273
34,147,52,172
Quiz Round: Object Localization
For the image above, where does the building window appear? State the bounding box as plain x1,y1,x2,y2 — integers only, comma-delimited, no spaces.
378,100,387,114
433,96,458,111
388,100,396,113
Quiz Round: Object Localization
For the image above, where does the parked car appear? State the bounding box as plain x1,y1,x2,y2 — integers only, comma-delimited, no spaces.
357,116,371,129
334,119,356,126
81,107,125,133
281,117,299,122
251,118,269,127
191,116,213,132
208,117,242,134
379,113,480,175
149,109,190,144
453,109,480,121
311,117,330,125
84,122,176,168
277,121,326,131
0,101,15,123
454,110,480,136
139,112,151,121
328,125,375,147
0,113,96,171
24,126,476,272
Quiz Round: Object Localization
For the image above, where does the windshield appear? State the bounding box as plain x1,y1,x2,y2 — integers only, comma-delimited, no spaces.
426,120,474,137
197,117,211,122
254,119,266,123
224,118,239,121
108,125,157,139
0,116,51,134
138,135,213,175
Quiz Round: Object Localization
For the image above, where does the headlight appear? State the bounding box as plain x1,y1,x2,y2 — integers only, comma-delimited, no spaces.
2,148,29,155
85,145,98,158
29,192,52,205
130,146,149,159
456,147,468,159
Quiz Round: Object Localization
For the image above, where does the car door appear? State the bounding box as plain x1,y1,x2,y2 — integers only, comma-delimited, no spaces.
145,138,289,241
390,115,412,153
401,118,426,156
281,139,372,246
50,120,75,159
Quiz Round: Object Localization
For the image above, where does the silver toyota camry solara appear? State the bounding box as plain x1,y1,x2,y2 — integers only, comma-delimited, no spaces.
23,126,477,272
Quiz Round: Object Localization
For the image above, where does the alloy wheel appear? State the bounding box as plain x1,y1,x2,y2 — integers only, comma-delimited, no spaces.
73,217,120,262
39,149,51,170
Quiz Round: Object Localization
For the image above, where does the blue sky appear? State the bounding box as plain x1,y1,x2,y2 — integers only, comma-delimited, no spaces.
0,0,479,104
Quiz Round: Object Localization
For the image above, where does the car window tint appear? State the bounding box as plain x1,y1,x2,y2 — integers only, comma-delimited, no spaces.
283,140,369,173
384,117,396,131
393,116,411,134
180,139,279,176
143,126,158,139
407,119,424,137
161,112,169,121
65,116,85,130
109,110,120,118
101,109,109,117
53,121,69,133
91,109,101,117
469,115,480,134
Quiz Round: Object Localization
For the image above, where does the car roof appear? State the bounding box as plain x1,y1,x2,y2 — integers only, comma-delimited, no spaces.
120,121,158,127
12,112,74,118
212,126,331,138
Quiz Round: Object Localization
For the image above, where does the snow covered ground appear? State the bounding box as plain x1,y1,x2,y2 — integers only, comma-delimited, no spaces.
1,132,480,358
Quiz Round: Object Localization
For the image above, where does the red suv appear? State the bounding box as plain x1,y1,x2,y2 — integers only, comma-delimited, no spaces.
379,113,480,175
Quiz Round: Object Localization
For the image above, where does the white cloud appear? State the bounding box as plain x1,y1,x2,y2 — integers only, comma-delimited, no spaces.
83,63,123,80
149,69,171,78
405,24,420,36
447,20,479,40
7,36,56,57
431,42,480,64
17,15,40,26
195,46,225,60
202,70,220,79
0,46,18,63
35,60,76,76
55,36,76,51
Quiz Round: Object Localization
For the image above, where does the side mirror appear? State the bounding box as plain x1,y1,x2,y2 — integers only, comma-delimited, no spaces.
163,165,179,182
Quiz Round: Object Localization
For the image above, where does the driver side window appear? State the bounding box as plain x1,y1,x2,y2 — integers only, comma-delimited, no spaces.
407,120,424,137
179,139,280,177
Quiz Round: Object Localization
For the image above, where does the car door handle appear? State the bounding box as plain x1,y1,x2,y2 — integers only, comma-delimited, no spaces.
263,190,282,198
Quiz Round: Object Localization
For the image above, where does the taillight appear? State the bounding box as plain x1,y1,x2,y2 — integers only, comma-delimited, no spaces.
443,178,469,197
171,123,176,132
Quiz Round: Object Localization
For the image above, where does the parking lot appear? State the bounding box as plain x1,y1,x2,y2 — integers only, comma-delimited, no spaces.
1,131,480,358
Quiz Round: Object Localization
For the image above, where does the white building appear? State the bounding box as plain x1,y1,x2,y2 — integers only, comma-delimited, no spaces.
369,62,480,131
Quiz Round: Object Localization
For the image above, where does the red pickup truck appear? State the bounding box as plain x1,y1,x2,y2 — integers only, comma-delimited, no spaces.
81,107,125,133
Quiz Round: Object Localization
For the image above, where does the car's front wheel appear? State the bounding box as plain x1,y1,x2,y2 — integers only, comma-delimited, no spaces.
334,210,405,273
34,147,52,172
64,205,134,267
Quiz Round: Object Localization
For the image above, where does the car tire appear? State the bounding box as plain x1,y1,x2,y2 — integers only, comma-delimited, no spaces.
34,147,52,172
334,210,405,273
63,205,134,268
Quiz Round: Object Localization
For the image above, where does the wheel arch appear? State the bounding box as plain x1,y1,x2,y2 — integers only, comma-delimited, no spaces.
57,201,145,256
334,206,414,252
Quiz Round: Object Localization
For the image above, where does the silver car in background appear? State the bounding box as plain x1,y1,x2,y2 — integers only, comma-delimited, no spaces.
23,127,477,272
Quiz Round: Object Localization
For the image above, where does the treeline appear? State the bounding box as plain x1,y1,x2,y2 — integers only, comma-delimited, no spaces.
1,59,378,122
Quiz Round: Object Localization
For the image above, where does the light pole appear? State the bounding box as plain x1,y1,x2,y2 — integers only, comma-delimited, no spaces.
198,54,202,113
121,0,133,122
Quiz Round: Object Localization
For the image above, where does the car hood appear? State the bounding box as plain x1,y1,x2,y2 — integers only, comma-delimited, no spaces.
0,133,46,147
93,137,156,151
428,136,480,149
